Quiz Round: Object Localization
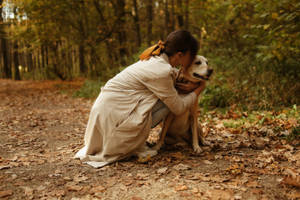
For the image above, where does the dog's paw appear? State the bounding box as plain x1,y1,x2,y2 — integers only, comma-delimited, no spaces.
193,145,204,154
202,140,211,146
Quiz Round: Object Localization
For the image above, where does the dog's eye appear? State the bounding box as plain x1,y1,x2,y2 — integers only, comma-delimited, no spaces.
195,61,201,65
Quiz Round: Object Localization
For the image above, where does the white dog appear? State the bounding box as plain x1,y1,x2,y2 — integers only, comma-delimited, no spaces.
153,55,213,153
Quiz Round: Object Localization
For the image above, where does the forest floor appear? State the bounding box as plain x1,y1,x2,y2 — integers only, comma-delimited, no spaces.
0,79,299,200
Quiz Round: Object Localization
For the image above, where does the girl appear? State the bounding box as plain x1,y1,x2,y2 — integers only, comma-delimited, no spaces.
75,30,205,168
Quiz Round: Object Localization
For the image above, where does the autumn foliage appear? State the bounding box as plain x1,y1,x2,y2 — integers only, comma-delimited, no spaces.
0,0,299,109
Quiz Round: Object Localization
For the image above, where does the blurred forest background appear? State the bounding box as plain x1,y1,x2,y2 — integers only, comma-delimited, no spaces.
0,0,299,110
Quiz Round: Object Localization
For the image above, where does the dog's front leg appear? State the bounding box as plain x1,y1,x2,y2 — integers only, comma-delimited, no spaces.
191,108,203,154
197,124,206,145
152,114,174,151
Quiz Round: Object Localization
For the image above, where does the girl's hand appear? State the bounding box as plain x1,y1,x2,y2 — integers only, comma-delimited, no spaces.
175,81,203,94
193,82,206,96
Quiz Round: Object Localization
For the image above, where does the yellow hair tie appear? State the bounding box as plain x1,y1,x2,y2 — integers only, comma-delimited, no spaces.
139,40,165,61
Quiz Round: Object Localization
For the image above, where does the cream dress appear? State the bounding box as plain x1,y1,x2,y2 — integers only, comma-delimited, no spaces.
75,54,196,168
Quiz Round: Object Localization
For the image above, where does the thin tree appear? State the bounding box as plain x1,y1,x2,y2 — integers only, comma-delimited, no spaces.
0,0,11,78
114,0,128,65
184,0,189,30
13,40,21,80
78,0,87,74
171,0,175,30
132,0,141,47
176,0,184,29
165,0,172,36
146,0,153,46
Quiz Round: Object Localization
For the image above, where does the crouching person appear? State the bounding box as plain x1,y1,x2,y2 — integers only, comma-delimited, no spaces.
75,30,205,168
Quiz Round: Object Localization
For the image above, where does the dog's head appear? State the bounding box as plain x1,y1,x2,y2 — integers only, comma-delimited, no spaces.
183,55,213,83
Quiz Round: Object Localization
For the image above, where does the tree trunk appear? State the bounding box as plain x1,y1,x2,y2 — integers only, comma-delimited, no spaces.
165,0,172,36
19,46,25,69
132,0,141,47
52,42,65,80
79,43,85,74
45,46,49,66
184,0,189,30
26,48,33,72
77,0,87,74
0,0,11,78
171,0,175,31
66,41,73,79
72,47,77,76
37,47,41,69
41,44,45,69
176,0,184,29
1,37,11,78
104,40,115,72
114,0,127,66
13,41,21,80
146,0,153,46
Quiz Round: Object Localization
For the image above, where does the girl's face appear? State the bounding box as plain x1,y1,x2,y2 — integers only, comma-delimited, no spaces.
169,51,194,69
179,51,194,70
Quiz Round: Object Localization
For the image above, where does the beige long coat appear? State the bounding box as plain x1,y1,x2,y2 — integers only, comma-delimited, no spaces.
75,54,196,168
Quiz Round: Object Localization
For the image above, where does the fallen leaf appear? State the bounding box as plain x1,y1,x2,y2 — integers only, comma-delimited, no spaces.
0,190,13,198
54,190,65,197
251,188,263,195
124,180,134,186
36,185,46,191
175,185,188,191
287,191,300,200
186,173,202,180
205,189,234,200
136,173,149,180
246,181,259,188
191,187,199,194
281,176,300,188
74,175,89,183
203,160,213,165
131,197,143,200
23,186,34,196
285,168,299,178
170,152,185,160
157,167,168,174
66,185,83,191
90,185,106,194
0,165,10,170
253,137,266,150
173,163,190,171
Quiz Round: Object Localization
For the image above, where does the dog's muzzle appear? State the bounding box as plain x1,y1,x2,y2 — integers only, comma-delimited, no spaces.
193,73,209,80
193,68,213,81
207,69,213,77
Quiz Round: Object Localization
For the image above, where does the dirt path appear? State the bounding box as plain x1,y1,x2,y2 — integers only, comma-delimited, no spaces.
0,79,299,200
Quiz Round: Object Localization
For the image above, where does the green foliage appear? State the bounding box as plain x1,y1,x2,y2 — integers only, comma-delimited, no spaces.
199,82,233,109
73,80,103,99
195,0,299,110
199,49,299,110
223,121,244,129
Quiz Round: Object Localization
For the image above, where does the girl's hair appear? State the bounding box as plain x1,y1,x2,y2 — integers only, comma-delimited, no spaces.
164,30,199,58
139,30,199,61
